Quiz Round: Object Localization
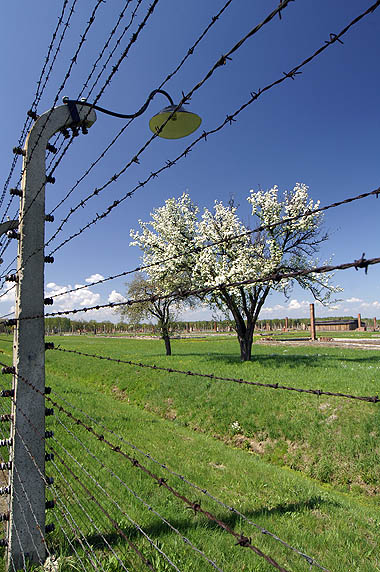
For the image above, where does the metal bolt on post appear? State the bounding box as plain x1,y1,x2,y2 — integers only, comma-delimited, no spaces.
7,104,96,570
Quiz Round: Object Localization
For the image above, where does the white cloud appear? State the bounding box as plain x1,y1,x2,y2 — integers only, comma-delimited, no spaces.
108,290,126,304
85,273,105,283
0,287,16,304
360,301,380,309
288,299,309,310
261,304,285,314
45,282,100,311
346,297,362,303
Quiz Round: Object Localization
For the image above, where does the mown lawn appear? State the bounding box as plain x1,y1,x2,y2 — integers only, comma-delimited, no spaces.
0,334,379,571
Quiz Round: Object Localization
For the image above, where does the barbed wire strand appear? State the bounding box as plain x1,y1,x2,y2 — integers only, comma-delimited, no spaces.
2,362,291,570
4,253,378,323
50,430,148,562
0,0,106,234
6,374,165,571
45,0,380,258
80,0,144,101
15,391,167,572
45,0,295,254
46,469,107,572
50,455,131,571
0,0,81,226
50,424,290,571
0,379,98,570
9,406,95,569
48,387,328,570
0,284,16,303
0,395,50,568
0,0,74,215
46,459,112,572
7,477,30,572
49,493,100,571
41,0,145,205
39,0,161,208
37,0,163,220
54,415,223,571
0,0,236,274
30,0,70,115
0,0,97,264
48,0,235,219
50,449,157,571
10,400,106,570
49,346,379,404
7,434,53,568
34,0,87,172
0,403,28,572
51,431,184,572
0,0,161,271
45,184,380,301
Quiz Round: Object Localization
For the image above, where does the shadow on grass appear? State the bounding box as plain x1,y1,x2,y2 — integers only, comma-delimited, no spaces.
167,352,380,369
64,495,340,555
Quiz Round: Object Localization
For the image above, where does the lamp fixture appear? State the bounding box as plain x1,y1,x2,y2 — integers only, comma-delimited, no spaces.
63,90,201,139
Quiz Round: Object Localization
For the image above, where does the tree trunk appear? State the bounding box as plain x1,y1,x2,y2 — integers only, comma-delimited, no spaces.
237,330,253,361
162,329,172,356
234,317,255,362
163,334,171,356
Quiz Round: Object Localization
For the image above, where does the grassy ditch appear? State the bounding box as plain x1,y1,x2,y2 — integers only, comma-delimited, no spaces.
0,335,378,570
44,335,380,496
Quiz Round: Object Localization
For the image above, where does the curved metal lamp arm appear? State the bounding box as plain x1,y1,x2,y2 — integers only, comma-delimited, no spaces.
62,89,175,119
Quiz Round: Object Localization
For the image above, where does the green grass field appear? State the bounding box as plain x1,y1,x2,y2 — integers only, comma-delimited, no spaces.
0,334,379,571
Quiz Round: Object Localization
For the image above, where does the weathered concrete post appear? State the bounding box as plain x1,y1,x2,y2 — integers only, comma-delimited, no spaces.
310,303,316,341
7,104,96,570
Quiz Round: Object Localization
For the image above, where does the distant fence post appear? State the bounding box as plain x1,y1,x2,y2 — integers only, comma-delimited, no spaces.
310,304,316,341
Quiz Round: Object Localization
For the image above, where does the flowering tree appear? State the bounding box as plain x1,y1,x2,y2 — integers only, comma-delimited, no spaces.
119,275,179,355
194,184,340,360
129,194,198,354
130,186,340,361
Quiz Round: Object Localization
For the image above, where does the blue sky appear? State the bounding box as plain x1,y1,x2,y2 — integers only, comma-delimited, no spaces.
1,0,379,323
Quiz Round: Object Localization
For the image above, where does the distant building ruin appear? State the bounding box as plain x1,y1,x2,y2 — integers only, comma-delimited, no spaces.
315,314,366,332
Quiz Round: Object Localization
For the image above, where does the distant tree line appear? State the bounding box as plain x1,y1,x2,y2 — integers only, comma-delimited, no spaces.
0,315,376,337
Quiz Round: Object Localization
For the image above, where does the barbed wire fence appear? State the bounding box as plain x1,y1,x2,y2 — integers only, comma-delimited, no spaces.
0,0,379,570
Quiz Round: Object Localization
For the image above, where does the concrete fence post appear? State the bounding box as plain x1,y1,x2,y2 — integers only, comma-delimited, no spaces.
7,104,96,570
310,303,316,341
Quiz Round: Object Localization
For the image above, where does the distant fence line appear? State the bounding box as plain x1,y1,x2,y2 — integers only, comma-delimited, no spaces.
32,314,380,335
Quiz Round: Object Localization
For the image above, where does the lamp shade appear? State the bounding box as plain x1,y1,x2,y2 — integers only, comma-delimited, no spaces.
149,105,202,139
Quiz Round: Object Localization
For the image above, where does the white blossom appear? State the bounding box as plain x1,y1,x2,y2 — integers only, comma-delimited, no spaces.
130,185,341,360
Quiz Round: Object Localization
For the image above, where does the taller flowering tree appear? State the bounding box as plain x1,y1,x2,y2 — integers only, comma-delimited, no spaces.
130,185,340,361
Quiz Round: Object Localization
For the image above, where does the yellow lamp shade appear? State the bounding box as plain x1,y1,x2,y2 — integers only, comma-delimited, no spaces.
149,105,202,139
